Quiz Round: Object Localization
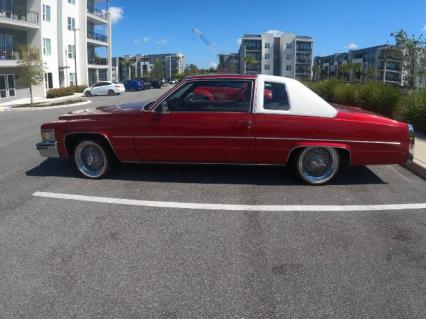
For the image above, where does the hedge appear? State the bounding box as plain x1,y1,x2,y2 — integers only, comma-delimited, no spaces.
47,85,88,98
399,89,426,132
305,80,426,132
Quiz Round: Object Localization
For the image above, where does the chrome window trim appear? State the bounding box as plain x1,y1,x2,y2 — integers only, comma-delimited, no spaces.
151,78,256,114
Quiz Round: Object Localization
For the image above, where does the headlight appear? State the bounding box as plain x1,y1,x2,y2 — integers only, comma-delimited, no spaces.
41,129,56,142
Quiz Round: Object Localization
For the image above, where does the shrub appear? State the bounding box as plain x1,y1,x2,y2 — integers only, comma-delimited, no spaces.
46,87,74,98
72,85,88,93
333,83,358,106
398,89,426,132
356,81,401,116
306,80,340,102
46,85,87,98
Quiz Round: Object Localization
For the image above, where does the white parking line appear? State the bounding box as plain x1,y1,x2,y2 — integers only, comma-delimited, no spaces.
33,191,426,212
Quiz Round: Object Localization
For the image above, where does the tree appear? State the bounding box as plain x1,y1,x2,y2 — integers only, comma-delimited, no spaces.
391,29,425,89
244,55,257,72
380,44,403,84
151,59,164,79
17,45,44,104
312,65,320,80
121,57,134,80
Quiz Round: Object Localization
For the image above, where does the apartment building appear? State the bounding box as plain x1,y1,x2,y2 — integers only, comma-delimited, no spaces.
313,45,409,86
239,31,314,80
112,53,185,82
0,0,112,104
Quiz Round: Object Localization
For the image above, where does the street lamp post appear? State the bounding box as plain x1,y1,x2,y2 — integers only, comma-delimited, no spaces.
73,28,80,86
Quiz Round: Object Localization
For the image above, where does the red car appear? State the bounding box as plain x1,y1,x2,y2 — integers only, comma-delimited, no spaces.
36,74,415,185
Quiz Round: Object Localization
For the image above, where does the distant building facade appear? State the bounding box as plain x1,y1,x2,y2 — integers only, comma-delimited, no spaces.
313,44,425,87
239,32,313,80
218,53,240,73
112,53,185,82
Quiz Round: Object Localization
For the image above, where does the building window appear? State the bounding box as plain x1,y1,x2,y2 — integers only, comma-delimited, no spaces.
42,4,51,22
264,64,270,71
0,74,16,98
286,43,292,49
43,38,51,55
69,72,76,86
68,0,75,4
286,65,292,71
67,17,75,31
264,53,270,60
286,54,292,60
264,42,271,49
68,45,75,58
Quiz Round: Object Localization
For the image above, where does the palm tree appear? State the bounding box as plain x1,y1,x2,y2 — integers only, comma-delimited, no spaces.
244,55,257,73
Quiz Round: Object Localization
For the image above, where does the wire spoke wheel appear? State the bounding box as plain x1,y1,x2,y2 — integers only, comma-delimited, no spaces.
297,147,339,185
74,140,109,178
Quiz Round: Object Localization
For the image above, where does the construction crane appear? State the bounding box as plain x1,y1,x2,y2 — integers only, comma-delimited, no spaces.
192,28,219,57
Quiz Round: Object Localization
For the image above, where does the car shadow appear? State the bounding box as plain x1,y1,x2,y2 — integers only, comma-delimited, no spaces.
26,159,386,186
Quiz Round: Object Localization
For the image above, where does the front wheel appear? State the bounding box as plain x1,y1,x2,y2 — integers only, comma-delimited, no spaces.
294,147,339,185
74,140,112,179
85,91,92,97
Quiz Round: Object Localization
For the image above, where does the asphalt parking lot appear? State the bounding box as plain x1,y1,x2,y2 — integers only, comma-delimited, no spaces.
0,88,425,318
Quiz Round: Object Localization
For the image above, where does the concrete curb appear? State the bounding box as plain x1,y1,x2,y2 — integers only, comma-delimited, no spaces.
11,100,91,111
404,161,426,180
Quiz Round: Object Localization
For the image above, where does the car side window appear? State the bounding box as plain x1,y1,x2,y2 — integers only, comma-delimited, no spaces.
165,80,252,113
264,82,290,111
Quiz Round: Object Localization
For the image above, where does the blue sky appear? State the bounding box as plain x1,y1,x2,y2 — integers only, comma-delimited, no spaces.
109,0,426,68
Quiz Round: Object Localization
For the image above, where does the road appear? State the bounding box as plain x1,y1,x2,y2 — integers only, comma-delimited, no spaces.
0,88,425,318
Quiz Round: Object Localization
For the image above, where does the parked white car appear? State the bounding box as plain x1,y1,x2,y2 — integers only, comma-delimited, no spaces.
83,81,125,97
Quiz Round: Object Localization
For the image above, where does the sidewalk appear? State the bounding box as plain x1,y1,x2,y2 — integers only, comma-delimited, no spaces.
0,93,83,108
405,132,426,179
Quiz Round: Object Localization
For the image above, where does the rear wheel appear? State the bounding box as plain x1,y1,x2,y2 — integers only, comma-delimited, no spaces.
294,147,339,185
108,89,115,96
73,139,112,179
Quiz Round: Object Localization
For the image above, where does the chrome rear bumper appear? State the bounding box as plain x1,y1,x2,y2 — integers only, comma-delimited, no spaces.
36,141,60,158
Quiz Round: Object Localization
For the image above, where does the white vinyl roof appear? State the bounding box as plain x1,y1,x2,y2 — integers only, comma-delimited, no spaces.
254,75,338,118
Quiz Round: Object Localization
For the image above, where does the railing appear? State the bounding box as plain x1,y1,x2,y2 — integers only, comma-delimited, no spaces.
87,32,107,42
88,57,107,65
0,49,19,60
0,9,38,24
87,7,108,20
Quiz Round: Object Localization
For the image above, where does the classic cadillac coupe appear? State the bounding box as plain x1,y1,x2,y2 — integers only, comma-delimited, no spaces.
36,74,415,185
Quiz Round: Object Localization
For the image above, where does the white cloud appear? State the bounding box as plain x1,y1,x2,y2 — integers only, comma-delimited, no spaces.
344,42,359,50
109,7,123,24
422,25,426,32
156,38,167,45
209,62,217,69
133,39,140,45
265,30,283,36
143,36,151,43
236,38,242,46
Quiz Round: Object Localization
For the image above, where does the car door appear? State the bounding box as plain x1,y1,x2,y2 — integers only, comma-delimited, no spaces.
90,83,102,95
134,79,255,163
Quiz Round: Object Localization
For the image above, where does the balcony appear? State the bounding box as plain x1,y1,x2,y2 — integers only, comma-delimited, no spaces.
88,57,108,66
87,7,108,24
0,9,39,30
87,32,108,46
0,49,19,60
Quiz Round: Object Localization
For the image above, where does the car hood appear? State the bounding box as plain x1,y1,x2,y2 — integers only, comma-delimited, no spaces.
59,101,153,120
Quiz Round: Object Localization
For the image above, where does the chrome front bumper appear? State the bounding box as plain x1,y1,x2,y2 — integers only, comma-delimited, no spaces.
408,124,415,163
36,141,60,158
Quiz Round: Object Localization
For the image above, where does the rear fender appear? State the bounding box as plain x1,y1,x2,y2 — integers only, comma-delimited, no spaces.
287,142,352,165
